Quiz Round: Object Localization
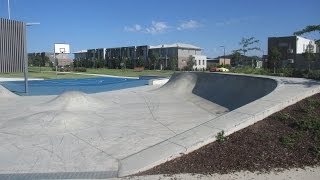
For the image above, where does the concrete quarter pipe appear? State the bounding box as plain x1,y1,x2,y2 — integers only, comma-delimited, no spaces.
0,72,319,179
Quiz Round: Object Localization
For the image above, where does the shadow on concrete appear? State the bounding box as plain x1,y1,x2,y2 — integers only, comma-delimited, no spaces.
279,79,320,88
160,72,277,111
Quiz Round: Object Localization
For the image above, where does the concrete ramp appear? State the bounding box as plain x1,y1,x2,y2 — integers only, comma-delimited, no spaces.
155,72,277,112
1,73,320,179
192,73,277,110
0,85,18,98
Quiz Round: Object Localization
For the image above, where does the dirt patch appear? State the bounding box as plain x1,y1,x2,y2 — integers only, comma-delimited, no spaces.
138,93,320,175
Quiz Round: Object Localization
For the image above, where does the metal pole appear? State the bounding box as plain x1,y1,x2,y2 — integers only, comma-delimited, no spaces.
223,47,226,66
54,51,57,78
7,0,11,19
23,23,28,94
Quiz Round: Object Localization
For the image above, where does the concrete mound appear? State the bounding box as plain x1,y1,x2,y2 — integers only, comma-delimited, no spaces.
0,85,18,98
155,72,197,95
39,91,109,111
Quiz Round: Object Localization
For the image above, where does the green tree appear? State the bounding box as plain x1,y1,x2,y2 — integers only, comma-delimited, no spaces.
33,54,42,66
169,57,178,71
136,56,145,67
269,47,281,73
294,25,320,46
41,56,50,66
149,52,160,70
238,37,260,66
231,50,241,66
239,37,260,56
186,56,195,71
303,43,316,71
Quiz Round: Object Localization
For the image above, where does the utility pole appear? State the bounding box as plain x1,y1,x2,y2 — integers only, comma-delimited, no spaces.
219,46,226,66
7,0,11,19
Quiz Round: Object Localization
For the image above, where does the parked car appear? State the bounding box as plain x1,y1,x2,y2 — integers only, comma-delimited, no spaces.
209,67,219,72
217,67,229,72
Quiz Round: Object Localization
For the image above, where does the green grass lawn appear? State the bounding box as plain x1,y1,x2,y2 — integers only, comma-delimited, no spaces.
85,68,175,77
0,67,175,80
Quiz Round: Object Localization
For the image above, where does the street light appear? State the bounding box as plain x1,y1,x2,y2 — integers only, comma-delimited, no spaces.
7,0,11,19
219,46,226,66
24,22,40,94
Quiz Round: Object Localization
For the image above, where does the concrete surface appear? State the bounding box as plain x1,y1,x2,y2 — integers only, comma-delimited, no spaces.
148,78,169,85
0,77,43,82
113,166,320,180
0,72,320,179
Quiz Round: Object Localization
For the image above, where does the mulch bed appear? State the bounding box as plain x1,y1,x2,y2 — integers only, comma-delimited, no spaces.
137,93,320,175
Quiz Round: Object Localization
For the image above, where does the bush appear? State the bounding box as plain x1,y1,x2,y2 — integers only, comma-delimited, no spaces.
307,70,320,80
73,67,87,72
216,131,227,143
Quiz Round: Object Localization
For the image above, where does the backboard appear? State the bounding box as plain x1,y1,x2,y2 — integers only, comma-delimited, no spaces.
54,43,70,54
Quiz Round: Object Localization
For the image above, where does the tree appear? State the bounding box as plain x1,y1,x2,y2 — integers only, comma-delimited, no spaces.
303,43,316,71
186,56,195,71
269,47,281,73
169,57,178,71
136,56,145,67
41,56,50,66
231,50,241,66
238,37,260,66
294,25,320,46
149,52,160,70
239,37,260,56
33,54,42,66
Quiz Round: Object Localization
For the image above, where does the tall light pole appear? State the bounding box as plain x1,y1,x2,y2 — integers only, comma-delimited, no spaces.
219,46,226,66
24,22,40,94
7,0,11,19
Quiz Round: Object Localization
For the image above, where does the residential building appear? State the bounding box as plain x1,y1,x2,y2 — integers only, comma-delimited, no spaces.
191,55,207,70
149,43,202,69
268,36,319,69
206,57,231,67
74,50,88,60
73,43,203,70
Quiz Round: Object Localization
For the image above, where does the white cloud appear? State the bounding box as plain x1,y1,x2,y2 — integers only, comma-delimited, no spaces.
124,24,142,32
177,20,202,30
215,17,255,27
145,21,169,34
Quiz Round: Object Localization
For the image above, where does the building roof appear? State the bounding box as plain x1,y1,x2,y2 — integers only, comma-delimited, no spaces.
73,50,87,54
149,43,201,50
268,35,315,42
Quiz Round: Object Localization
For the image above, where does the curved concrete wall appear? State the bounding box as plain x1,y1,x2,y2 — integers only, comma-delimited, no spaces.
164,72,278,111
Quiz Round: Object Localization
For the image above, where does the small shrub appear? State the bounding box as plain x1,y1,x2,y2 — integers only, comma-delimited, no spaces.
291,117,320,133
307,99,320,109
296,103,315,114
216,131,227,143
73,67,87,72
307,70,320,80
279,132,302,148
274,112,292,122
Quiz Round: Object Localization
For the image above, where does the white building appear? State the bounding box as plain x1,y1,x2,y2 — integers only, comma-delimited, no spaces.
191,55,207,70
74,50,88,60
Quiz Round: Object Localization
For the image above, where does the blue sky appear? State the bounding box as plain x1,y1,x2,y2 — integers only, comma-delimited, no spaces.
0,0,319,58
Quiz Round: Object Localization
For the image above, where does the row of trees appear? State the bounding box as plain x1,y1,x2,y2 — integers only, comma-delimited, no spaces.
28,54,52,67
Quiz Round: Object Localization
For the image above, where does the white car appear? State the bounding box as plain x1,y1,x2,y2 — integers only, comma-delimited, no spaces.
217,67,229,72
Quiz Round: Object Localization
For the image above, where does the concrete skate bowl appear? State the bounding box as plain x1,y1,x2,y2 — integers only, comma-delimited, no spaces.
158,72,278,111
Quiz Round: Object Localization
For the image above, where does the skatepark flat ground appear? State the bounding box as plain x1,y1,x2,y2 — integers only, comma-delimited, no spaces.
0,72,320,179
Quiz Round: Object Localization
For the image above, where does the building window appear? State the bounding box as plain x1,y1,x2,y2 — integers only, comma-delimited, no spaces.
203,60,205,65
